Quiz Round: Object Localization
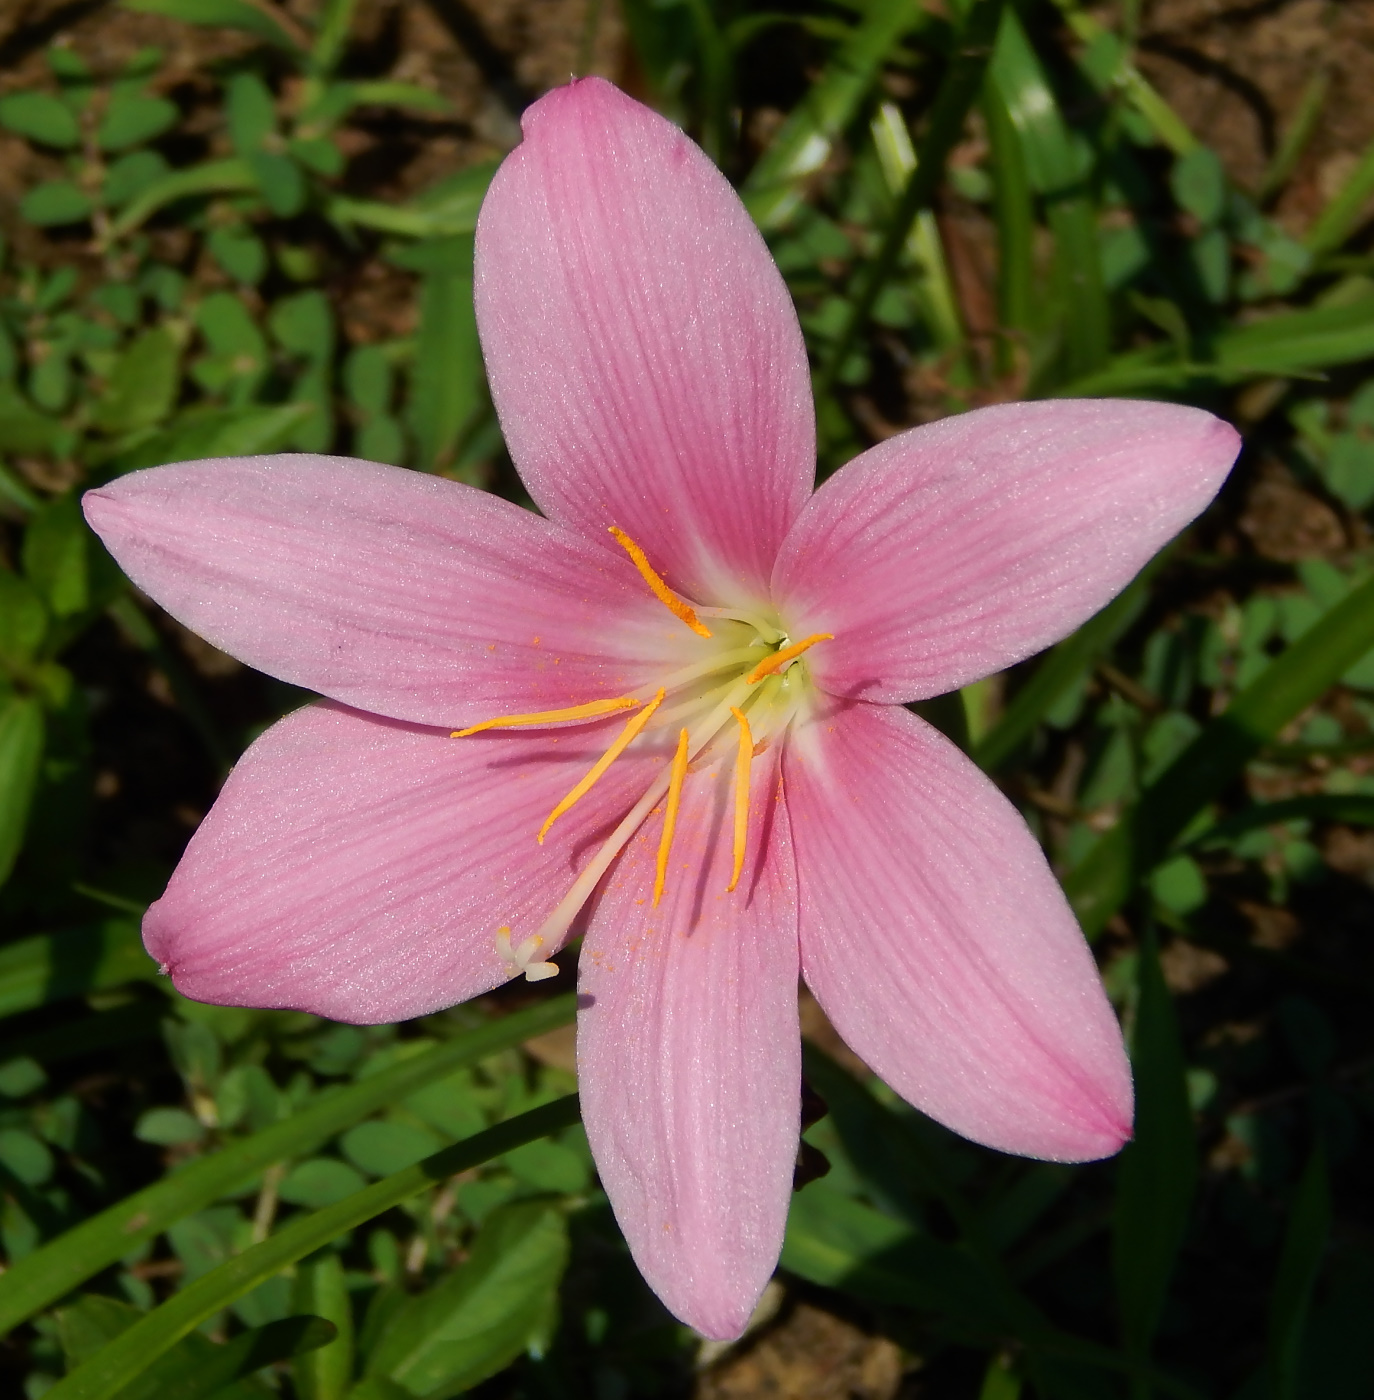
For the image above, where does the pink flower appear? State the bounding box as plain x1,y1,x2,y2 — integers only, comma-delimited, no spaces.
83,78,1239,1340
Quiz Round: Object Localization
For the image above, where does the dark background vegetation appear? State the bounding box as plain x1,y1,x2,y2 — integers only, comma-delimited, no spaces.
1,0,1374,1396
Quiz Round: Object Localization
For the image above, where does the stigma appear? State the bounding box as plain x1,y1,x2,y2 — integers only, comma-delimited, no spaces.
455,528,830,982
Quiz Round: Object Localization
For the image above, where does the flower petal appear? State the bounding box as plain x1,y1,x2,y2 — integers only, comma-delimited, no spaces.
785,700,1132,1161
474,77,814,603
772,400,1240,702
577,747,800,1339
84,454,683,729
145,701,660,1023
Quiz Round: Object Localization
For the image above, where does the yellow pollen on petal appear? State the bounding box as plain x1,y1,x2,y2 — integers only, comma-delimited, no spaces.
745,633,833,685
451,695,638,738
538,689,666,844
653,728,690,907
727,706,752,893
609,525,712,638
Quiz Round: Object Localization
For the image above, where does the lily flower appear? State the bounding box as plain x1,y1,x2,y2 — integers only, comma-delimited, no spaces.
83,77,1239,1340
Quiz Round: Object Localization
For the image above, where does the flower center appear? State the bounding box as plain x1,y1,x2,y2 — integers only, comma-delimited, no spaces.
452,527,832,981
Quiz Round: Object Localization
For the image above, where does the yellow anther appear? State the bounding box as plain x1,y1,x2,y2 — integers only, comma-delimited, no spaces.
727,706,752,894
745,633,833,685
538,689,666,844
609,526,713,639
451,694,638,738
653,728,690,907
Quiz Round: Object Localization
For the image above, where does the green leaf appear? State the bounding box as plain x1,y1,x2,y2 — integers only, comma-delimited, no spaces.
103,149,171,207
343,345,391,416
503,1137,589,1193
279,1158,369,1207
270,290,334,361
782,1179,1008,1329
97,91,178,151
404,248,482,472
250,150,306,217
342,1122,442,1178
1068,570,1374,937
122,0,301,52
135,1107,206,1146
742,0,934,231
105,156,257,240
23,492,91,619
1112,931,1196,1367
1266,1146,1331,1400
0,921,155,1024
39,1097,579,1400
0,571,48,671
0,92,81,148
0,697,46,885
1170,146,1226,226
0,383,64,455
59,1292,335,1400
368,1201,569,1397
227,72,276,153
0,1126,53,1185
355,415,405,465
0,997,576,1334
207,226,268,284
111,404,311,472
91,327,180,434
21,181,94,227
292,1253,354,1400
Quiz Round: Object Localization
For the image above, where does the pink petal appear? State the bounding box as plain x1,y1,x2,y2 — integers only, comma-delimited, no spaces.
772,400,1240,702
577,747,799,1339
145,701,660,1023
474,77,814,604
84,455,684,729
785,700,1132,1161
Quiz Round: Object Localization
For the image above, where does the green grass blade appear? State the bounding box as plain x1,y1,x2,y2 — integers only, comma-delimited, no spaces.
974,564,1155,771
743,0,932,231
43,1097,580,1400
1190,795,1374,849
0,994,576,1335
990,8,1108,380
1303,134,1374,257
1266,1145,1331,1400
104,158,258,242
817,0,1006,394
1067,571,1374,937
983,83,1034,356
0,920,156,1022
1112,930,1197,1382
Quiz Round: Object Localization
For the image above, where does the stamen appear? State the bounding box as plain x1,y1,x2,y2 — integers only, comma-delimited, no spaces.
538,689,666,844
609,526,712,639
727,706,752,893
653,728,690,907
452,695,637,738
496,927,559,982
745,633,833,685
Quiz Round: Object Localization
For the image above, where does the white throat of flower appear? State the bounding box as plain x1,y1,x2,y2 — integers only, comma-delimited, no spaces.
452,526,831,981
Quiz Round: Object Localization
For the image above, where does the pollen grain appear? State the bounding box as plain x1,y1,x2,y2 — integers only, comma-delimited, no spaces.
609,525,712,638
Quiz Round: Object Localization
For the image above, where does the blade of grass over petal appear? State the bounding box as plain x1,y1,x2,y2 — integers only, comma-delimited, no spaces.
0,994,576,1335
817,0,1006,395
743,0,934,231
974,564,1156,772
41,1096,580,1400
1067,571,1374,938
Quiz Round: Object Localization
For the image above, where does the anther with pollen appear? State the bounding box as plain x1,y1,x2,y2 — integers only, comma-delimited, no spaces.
609,525,713,638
